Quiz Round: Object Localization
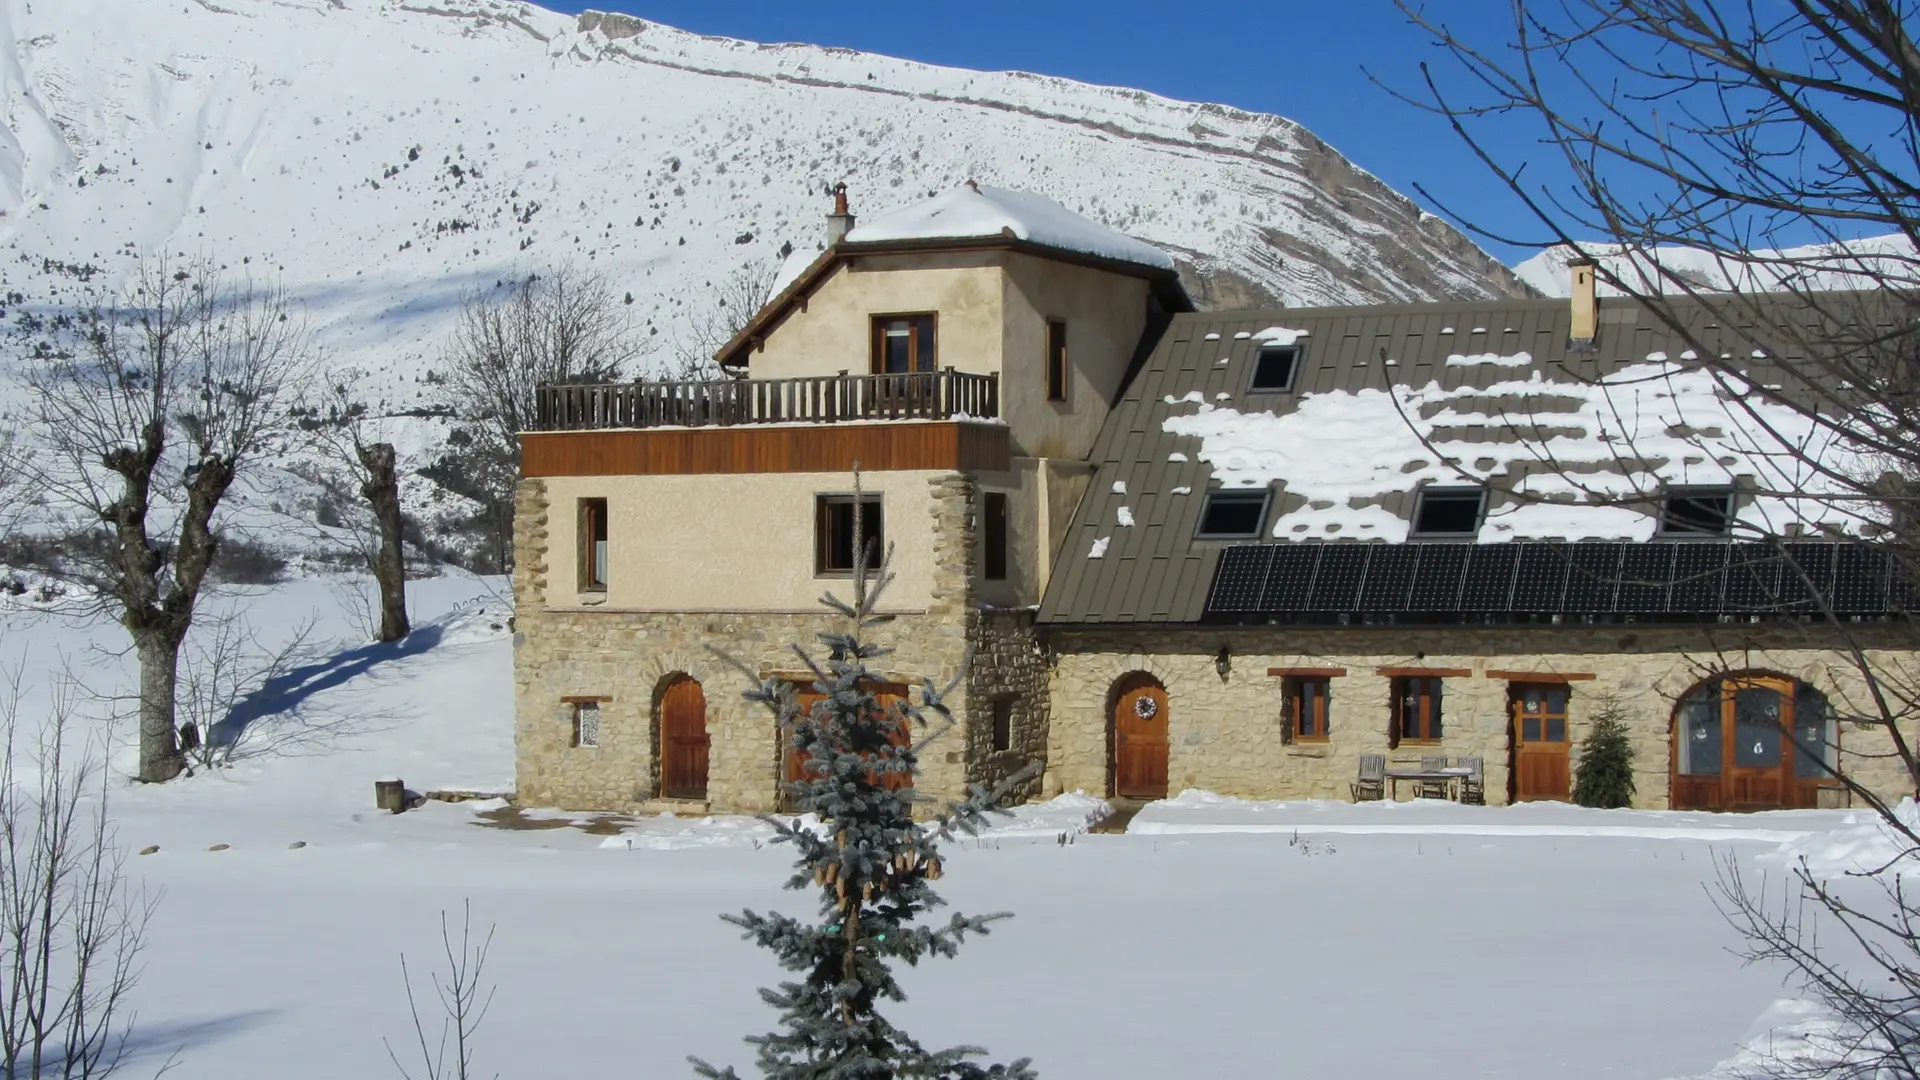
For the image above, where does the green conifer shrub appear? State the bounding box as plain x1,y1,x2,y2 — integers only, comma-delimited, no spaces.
1573,699,1636,809
692,504,1037,1080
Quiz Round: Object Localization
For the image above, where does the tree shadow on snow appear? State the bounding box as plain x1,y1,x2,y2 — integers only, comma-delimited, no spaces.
209,625,446,756
16,1009,280,1074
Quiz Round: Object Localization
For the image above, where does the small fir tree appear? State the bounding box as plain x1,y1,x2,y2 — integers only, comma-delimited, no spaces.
1572,699,1636,809
692,499,1037,1080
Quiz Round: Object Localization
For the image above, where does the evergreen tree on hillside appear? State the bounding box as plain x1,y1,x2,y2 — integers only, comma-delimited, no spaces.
691,500,1037,1080
1573,700,1636,809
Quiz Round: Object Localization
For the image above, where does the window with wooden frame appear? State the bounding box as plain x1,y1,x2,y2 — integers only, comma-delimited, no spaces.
1390,676,1444,745
815,495,884,576
1045,318,1069,401
983,492,1009,581
579,498,609,591
990,697,1014,753
1283,676,1331,742
870,314,937,374
570,700,602,749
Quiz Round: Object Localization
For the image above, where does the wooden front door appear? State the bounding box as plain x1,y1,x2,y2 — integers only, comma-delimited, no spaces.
782,681,911,810
659,676,710,799
1511,684,1571,802
1725,678,1791,809
1672,676,1830,811
1112,677,1169,800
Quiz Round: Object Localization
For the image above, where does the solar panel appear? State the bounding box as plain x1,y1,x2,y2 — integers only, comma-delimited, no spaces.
1722,543,1783,611
1511,545,1571,612
1562,543,1623,613
1831,545,1889,614
1781,542,1836,610
1307,545,1368,611
1458,545,1518,611
1667,543,1730,613
1358,545,1418,612
1407,544,1469,610
1259,545,1323,611
1616,544,1673,614
1206,546,1272,613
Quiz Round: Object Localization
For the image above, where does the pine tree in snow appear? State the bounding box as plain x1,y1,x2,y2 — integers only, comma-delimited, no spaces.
1572,699,1636,809
692,499,1037,1080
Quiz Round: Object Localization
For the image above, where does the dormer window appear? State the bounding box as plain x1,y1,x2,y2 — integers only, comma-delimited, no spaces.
871,314,936,374
1660,486,1735,537
1196,489,1271,539
1249,344,1301,393
1411,486,1486,537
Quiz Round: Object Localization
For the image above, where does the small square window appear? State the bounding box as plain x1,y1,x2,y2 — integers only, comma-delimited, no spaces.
571,701,601,749
1660,487,1734,536
1411,487,1486,537
816,495,884,575
871,314,937,374
1249,344,1300,393
1391,677,1444,745
1196,489,1271,538
991,697,1014,752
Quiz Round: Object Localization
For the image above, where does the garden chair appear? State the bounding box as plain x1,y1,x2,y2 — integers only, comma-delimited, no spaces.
1351,754,1386,802
1416,754,1453,800
1458,756,1486,805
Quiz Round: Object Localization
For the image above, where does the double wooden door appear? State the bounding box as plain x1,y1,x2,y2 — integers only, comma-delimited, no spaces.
1511,684,1571,801
658,677,710,799
1112,677,1169,800
1673,676,1827,810
782,681,912,809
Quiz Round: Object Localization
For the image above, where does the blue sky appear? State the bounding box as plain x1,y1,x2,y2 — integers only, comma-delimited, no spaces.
554,2,1556,265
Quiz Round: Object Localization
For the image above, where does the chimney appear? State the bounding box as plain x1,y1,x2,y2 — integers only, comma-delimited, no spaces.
1568,255,1597,344
827,182,854,246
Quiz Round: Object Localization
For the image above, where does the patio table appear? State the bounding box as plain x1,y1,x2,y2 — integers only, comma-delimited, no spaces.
1385,766,1472,801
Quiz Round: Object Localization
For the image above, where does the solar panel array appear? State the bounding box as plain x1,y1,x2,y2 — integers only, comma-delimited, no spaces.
1203,542,1904,623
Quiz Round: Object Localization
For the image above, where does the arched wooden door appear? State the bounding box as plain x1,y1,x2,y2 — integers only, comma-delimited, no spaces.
1673,675,1833,810
781,681,911,811
658,676,710,800
1111,675,1169,800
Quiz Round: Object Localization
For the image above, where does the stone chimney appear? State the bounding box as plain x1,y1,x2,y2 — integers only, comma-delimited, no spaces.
1568,256,1597,344
827,183,855,246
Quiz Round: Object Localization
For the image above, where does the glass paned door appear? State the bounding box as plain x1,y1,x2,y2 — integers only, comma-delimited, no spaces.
1732,687,1784,768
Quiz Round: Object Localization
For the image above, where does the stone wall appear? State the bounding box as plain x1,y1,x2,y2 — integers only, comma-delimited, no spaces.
965,607,1050,800
514,471,1038,813
1040,622,1920,808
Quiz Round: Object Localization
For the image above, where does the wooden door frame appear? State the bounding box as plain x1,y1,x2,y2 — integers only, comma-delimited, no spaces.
1107,672,1169,800
1507,682,1572,803
654,674,710,800
1670,672,1834,811
1722,674,1795,809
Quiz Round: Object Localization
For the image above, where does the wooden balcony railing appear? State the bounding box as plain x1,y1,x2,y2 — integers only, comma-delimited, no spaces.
530,369,1000,431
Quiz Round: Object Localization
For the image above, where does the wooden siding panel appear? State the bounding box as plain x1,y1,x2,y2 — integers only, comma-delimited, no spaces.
521,421,1009,477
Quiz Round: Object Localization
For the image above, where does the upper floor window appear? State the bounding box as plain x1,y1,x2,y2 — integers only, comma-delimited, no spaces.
1249,343,1301,393
1046,319,1069,401
1391,676,1444,745
816,494,884,575
579,498,609,591
1411,486,1486,538
983,492,1009,581
1284,676,1331,742
1196,489,1271,539
871,314,937,374
1660,486,1734,537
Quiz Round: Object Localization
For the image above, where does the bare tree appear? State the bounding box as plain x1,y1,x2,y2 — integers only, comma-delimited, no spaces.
385,903,496,1080
0,678,158,1079
437,265,639,571
668,260,778,382
1395,4,1920,1073
297,373,411,642
18,255,315,783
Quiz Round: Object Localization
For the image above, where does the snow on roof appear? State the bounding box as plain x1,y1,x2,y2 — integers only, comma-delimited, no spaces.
842,184,1175,272
1161,360,1873,543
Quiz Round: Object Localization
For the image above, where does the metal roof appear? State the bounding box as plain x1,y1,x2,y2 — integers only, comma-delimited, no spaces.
1035,292,1886,626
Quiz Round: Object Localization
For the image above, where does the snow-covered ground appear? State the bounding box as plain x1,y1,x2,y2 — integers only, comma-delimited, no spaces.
0,574,1880,1079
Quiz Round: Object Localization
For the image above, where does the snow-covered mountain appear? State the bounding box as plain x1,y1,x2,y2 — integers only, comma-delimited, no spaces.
1514,236,1917,297
1,0,1528,392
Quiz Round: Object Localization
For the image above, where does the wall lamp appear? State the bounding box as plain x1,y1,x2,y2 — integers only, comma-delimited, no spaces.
1215,645,1232,680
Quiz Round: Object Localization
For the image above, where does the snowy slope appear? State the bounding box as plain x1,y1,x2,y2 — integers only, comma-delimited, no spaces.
1515,235,1918,297
0,0,1529,418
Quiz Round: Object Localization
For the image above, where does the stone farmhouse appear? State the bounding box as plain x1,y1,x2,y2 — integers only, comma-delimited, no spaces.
512,183,1912,815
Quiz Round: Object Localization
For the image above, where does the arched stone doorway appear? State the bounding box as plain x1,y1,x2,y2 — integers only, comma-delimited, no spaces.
1671,673,1835,810
657,675,710,800
1109,673,1169,800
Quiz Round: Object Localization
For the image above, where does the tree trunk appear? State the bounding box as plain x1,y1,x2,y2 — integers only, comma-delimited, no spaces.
134,629,184,783
358,441,410,643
